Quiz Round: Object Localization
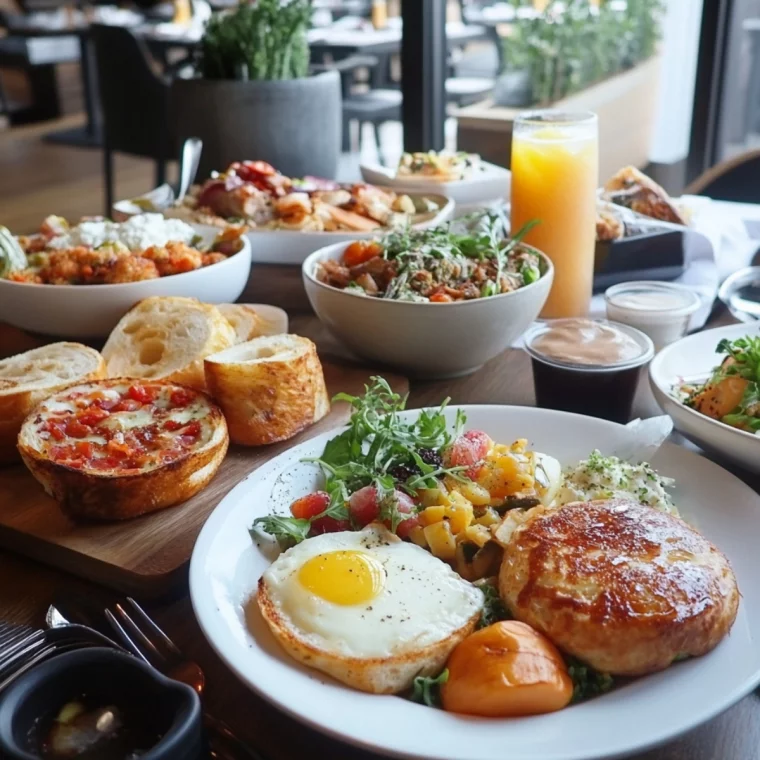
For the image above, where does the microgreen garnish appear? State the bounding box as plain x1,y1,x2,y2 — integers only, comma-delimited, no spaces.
565,656,614,703
476,581,511,629
410,669,449,708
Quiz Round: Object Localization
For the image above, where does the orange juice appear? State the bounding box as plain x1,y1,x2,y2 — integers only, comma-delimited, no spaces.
511,112,598,318
173,0,192,24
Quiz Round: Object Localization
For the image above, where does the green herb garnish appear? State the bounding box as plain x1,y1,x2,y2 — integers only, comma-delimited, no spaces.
477,581,511,629
410,670,449,708
250,515,310,550
565,656,614,703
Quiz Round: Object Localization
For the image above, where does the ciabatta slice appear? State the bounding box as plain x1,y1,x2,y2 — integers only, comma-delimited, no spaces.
217,304,269,344
102,297,235,391
0,342,105,464
204,334,329,445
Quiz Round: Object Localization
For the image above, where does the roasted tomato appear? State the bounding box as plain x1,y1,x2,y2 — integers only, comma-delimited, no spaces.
441,621,573,717
349,486,418,537
342,241,383,268
444,430,492,479
290,491,331,520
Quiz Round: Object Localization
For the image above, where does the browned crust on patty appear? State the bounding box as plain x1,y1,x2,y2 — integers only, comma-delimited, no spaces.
498,499,740,676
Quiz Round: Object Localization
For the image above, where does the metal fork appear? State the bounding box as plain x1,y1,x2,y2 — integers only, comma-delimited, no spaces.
106,599,205,695
0,622,105,694
105,598,264,760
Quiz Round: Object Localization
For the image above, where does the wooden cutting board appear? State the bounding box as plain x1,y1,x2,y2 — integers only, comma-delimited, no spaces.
0,359,408,599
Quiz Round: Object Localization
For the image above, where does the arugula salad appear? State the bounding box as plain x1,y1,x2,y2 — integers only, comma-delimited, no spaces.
680,336,760,433
315,211,544,303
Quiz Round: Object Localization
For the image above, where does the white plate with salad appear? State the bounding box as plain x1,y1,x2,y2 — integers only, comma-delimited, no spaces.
650,322,760,473
361,152,510,208
190,382,760,760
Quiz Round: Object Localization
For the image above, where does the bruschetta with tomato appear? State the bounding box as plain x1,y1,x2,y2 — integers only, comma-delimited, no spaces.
18,378,228,521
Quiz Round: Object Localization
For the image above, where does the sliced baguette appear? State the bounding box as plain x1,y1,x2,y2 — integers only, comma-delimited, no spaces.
204,334,329,446
217,304,269,344
102,297,236,391
0,342,105,464
17,378,228,521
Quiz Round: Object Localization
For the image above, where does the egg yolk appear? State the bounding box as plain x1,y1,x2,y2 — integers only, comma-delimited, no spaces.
441,621,573,717
298,550,385,605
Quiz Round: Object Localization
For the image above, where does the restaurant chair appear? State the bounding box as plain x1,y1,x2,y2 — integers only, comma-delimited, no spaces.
311,53,398,157
684,149,760,204
89,24,176,216
445,76,493,107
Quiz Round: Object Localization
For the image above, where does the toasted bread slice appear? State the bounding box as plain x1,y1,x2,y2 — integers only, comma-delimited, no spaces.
102,297,235,391
0,342,105,464
17,378,228,521
217,304,269,344
204,334,329,446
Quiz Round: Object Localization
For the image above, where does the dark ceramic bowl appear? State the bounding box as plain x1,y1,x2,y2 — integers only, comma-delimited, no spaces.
0,648,203,760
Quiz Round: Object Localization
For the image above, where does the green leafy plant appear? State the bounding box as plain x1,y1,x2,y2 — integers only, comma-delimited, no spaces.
197,0,311,81
502,0,664,105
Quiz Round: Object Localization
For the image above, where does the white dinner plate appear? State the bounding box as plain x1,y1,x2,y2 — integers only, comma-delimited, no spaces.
649,322,760,473
190,405,760,760
360,161,511,208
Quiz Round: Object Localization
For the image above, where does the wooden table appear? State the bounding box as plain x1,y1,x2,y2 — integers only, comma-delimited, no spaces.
1,273,759,760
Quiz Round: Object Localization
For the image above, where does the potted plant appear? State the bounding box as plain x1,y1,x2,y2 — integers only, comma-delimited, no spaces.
494,0,663,108
171,0,341,180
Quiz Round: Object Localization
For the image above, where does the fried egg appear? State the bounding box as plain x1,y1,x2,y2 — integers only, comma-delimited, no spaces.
257,524,484,694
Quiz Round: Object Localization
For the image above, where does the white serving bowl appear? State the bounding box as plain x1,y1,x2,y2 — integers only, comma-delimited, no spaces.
649,322,760,473
0,231,251,339
302,241,553,378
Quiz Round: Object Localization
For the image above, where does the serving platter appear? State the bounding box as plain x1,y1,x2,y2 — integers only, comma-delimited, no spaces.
650,322,760,473
0,341,408,598
189,405,760,760
113,188,455,266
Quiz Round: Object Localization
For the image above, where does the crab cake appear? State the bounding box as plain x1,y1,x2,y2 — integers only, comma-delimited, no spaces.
498,499,739,676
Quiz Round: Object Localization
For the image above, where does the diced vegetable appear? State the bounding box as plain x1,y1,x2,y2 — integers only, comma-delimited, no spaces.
420,505,446,527
424,520,457,560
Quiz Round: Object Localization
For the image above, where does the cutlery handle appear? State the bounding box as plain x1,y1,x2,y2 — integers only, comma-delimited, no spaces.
203,712,268,760
177,137,203,202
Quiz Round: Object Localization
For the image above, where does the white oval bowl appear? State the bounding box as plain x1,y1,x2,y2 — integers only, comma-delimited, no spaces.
189,405,760,760
302,241,553,378
0,233,251,339
649,321,760,473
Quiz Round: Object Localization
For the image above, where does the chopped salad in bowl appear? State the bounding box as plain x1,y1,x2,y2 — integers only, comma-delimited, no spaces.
315,212,545,303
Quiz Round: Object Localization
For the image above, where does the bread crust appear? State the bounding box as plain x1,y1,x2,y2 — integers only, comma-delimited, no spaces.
498,499,740,676
0,342,105,465
257,575,479,694
204,335,329,446
17,378,229,521
102,297,236,391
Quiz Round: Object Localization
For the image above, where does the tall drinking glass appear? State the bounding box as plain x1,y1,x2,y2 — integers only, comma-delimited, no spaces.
511,111,599,319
